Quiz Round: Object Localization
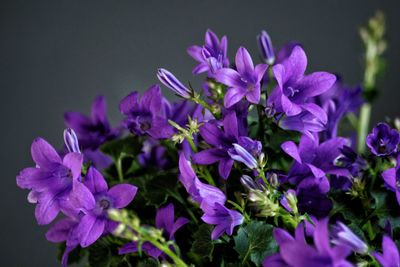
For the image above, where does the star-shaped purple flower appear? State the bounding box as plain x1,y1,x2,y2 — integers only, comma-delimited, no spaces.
187,29,229,75
70,167,137,247
267,45,336,121
366,123,400,156
119,203,188,259
215,47,268,108
16,138,83,225
119,85,174,139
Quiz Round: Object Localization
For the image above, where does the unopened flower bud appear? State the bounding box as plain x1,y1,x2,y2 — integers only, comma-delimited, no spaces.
228,144,258,169
257,30,275,65
63,128,81,153
332,222,368,254
157,68,191,98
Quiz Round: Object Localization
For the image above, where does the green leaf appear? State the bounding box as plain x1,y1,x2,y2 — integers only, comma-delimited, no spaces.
234,221,277,266
100,136,141,160
136,258,159,267
188,224,214,265
88,238,112,267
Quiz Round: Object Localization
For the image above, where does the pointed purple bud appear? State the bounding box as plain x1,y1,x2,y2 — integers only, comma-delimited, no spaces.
332,222,368,254
63,128,81,153
228,144,258,169
157,68,191,99
240,175,259,190
257,30,275,65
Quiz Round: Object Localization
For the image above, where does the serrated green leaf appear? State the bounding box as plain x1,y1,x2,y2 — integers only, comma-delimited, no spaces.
100,136,140,160
234,221,277,266
188,224,214,265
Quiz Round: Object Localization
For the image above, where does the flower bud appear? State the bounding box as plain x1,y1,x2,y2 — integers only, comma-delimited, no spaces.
63,128,81,153
228,143,258,169
257,30,275,65
240,175,259,190
157,68,191,98
332,222,368,254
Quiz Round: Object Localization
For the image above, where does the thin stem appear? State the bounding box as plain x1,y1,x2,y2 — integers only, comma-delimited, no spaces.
116,157,124,182
357,104,371,153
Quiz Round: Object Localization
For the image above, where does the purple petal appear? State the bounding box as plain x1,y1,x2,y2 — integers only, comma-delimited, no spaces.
156,203,174,233
64,112,92,134
281,45,307,82
76,215,105,247
35,193,60,225
178,152,196,190
245,84,261,104
192,148,224,165
16,167,41,189
313,218,330,254
224,87,247,108
63,152,83,180
199,122,224,147
108,184,137,209
281,141,302,163
91,95,108,125
46,217,77,243
235,47,254,76
302,103,328,124
84,167,108,194
71,180,96,211
218,158,234,179
169,217,189,239
298,72,336,98
31,138,62,167
215,68,244,88
187,45,204,62
273,228,294,245
119,92,138,114
383,168,400,189
281,93,302,116
223,111,239,138
192,62,210,74
255,64,268,83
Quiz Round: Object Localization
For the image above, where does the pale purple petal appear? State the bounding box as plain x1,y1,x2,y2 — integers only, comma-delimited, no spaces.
84,167,108,194
31,138,62,167
108,184,137,209
76,215,105,247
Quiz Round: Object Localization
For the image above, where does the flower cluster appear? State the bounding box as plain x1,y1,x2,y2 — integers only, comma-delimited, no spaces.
17,12,400,267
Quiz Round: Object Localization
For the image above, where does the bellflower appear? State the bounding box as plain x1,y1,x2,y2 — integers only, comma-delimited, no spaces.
157,68,192,98
332,222,368,254
267,45,336,120
193,111,259,179
257,30,275,65
187,29,229,75
372,235,400,267
119,85,174,139
70,167,137,247
16,138,83,225
381,155,400,205
215,47,268,108
263,219,352,267
366,123,400,156
64,96,119,168
279,110,326,138
119,203,188,259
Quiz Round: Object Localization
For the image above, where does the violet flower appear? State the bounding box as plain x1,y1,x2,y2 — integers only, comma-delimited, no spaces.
372,235,400,267
263,219,353,267
366,123,400,156
119,85,174,139
257,30,275,65
267,45,335,120
193,111,259,179
16,138,83,225
215,47,268,108
64,96,119,168
119,203,188,259
187,29,229,75
70,167,137,247
332,222,368,254
381,155,400,205
157,68,191,98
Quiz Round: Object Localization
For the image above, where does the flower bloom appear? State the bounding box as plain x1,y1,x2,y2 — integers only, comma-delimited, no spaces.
119,203,188,259
366,123,400,156
215,47,268,108
187,29,229,75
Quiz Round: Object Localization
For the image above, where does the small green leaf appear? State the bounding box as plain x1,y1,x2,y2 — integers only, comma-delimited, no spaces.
100,136,141,160
188,224,214,265
234,221,277,266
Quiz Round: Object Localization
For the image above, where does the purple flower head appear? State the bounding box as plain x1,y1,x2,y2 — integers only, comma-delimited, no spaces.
257,30,275,65
279,110,326,139
70,167,137,247
138,139,169,169
119,203,188,259
263,219,352,267
187,29,229,75
201,202,244,240
193,111,259,179
381,155,400,206
215,47,268,108
16,138,83,225
372,235,400,267
337,146,367,178
366,123,400,156
228,143,258,169
64,128,81,153
119,85,174,139
331,222,368,254
65,96,119,150
267,45,336,120
157,68,192,98
297,179,333,218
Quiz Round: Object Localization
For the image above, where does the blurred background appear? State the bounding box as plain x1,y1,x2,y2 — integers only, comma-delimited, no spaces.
1,0,399,265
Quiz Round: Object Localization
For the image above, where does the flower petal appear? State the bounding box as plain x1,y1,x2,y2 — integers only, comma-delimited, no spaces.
76,215,105,247
31,138,62,167
84,167,108,194
108,184,137,209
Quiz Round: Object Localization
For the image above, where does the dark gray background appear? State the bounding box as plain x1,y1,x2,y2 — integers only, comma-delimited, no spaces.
1,0,399,265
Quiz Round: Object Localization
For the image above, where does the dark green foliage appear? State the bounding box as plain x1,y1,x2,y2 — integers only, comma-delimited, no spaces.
188,224,215,265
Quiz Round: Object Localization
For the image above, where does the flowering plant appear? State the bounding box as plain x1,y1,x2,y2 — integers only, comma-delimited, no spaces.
17,12,400,267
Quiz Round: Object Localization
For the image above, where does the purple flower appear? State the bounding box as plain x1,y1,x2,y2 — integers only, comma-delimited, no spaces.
157,68,192,98
187,29,229,75
366,123,400,156
138,139,169,169
331,222,368,254
119,203,188,259
263,219,352,267
372,235,400,267
215,47,268,108
64,96,119,168
381,155,400,205
70,167,137,247
267,45,335,120
16,138,83,225
193,111,259,179
201,202,244,240
119,85,174,139
296,179,333,218
257,30,275,65
279,110,326,138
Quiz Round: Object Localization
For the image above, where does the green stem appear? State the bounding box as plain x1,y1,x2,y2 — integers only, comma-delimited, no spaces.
145,235,188,267
357,104,372,154
186,136,198,153
116,157,124,182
